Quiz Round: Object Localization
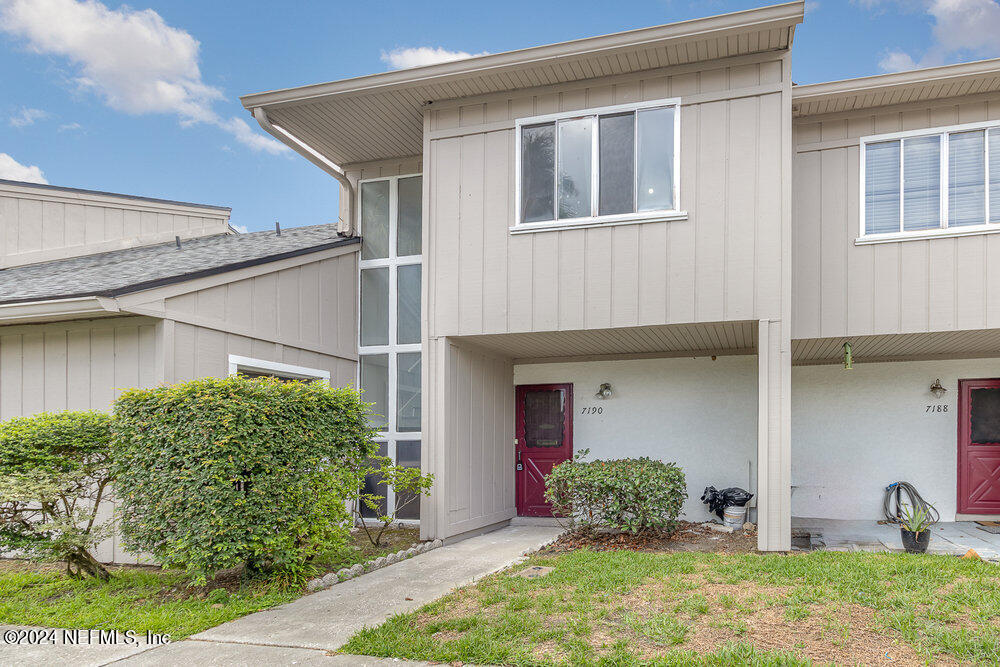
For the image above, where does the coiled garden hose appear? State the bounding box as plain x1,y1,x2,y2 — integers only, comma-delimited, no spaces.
882,481,940,525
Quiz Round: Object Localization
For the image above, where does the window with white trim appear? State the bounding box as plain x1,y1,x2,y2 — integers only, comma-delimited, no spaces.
515,98,682,230
861,122,1000,240
227,355,331,384
358,173,422,521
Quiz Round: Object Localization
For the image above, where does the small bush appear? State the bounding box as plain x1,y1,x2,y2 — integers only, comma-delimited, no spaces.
111,376,377,582
0,411,114,579
545,451,687,534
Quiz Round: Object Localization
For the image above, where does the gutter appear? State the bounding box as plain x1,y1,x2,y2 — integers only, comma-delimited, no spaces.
251,108,356,236
0,296,120,325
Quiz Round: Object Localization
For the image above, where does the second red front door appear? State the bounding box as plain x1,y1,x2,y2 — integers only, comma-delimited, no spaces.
959,379,1000,515
515,383,573,517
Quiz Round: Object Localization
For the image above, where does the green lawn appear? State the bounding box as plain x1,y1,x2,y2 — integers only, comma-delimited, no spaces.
0,526,421,639
0,564,298,639
342,549,1000,666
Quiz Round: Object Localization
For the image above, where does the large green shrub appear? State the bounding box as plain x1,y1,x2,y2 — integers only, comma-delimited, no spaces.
111,376,377,582
545,451,687,534
0,411,114,579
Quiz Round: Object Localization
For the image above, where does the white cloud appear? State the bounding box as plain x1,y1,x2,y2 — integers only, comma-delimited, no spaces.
0,0,286,153
9,106,48,127
861,0,1000,72
380,46,489,70
879,49,919,72
0,153,47,183
58,121,82,131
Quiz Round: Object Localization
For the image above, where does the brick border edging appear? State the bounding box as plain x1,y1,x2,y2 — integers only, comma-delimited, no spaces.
305,538,444,592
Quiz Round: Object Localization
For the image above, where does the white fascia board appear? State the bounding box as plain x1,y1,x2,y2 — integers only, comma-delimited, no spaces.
0,296,121,324
240,2,803,109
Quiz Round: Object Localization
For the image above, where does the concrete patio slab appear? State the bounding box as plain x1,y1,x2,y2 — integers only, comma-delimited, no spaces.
792,517,1000,560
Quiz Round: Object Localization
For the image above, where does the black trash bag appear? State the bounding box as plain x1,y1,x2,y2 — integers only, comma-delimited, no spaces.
701,486,754,520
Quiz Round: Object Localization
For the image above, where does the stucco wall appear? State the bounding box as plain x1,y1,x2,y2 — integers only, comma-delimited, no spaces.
513,355,758,522
791,357,1000,522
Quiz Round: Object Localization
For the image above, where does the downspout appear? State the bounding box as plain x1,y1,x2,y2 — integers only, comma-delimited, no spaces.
251,107,356,237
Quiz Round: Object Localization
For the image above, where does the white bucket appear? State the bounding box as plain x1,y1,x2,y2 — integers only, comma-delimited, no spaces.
723,506,746,530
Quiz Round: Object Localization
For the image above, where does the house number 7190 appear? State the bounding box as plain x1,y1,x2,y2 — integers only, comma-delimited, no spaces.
581,407,604,415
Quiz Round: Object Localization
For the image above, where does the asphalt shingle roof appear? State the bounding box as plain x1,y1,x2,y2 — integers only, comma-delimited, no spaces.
0,223,359,305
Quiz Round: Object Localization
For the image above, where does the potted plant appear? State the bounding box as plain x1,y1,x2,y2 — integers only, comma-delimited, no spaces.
899,504,932,554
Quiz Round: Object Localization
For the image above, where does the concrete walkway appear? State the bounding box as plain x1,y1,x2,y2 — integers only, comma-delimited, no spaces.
0,525,561,666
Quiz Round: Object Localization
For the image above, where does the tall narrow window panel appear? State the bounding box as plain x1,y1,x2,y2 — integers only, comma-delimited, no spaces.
358,173,423,520
862,124,1000,238
517,99,680,226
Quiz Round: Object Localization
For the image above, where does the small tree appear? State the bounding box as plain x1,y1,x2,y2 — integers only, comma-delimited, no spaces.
112,376,377,582
0,411,114,580
348,456,433,547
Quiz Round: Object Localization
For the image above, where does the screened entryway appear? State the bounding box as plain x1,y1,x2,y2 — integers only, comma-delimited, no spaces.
357,173,423,520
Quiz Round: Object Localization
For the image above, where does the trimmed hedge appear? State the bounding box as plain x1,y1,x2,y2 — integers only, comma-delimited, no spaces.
111,376,377,581
0,411,114,579
545,453,687,534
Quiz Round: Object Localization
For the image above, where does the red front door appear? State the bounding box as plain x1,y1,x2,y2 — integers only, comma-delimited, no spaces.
958,379,1000,515
515,383,573,517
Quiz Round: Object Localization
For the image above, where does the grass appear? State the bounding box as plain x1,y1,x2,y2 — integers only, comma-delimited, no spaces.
0,526,422,639
0,564,298,639
341,549,1000,665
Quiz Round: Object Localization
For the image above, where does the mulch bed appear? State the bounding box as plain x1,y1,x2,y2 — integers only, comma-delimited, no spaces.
540,520,759,555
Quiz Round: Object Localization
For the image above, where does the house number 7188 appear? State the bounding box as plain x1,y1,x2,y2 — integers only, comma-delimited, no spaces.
925,405,948,413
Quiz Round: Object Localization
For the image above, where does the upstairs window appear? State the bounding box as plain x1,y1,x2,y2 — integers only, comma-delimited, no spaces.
862,122,1000,238
516,99,681,228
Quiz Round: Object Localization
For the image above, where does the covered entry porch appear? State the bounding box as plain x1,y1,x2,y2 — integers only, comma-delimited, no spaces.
420,319,792,551
790,328,1000,538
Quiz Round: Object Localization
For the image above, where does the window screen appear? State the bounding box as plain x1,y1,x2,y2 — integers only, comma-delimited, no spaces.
971,388,1000,444
903,135,940,231
949,130,986,227
521,123,555,223
523,389,565,448
865,141,901,234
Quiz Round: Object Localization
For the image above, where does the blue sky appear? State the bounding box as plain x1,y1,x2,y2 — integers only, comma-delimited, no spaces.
2,0,999,232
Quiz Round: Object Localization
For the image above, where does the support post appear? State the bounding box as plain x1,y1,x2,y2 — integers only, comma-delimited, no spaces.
757,318,792,551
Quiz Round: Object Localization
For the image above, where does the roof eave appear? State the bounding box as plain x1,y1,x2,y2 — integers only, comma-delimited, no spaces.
0,296,120,325
241,1,804,110
792,57,1000,116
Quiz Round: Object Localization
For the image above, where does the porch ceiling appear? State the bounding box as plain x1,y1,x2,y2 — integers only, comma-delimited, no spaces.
455,321,758,363
793,329,1000,365
240,2,802,166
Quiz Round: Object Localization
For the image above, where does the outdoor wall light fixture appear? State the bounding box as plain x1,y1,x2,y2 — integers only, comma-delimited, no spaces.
595,383,613,399
930,379,947,399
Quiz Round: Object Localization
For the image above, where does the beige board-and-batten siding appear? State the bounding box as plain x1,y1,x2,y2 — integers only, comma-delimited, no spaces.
423,52,788,338
411,52,794,548
793,93,1000,340
421,337,514,542
0,181,231,269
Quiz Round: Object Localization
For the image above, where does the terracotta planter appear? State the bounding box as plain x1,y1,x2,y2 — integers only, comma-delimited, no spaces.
900,528,930,554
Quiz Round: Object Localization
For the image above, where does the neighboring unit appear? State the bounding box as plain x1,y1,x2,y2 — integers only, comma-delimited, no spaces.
0,179,359,562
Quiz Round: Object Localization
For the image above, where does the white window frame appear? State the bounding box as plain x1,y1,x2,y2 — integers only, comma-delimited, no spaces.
858,119,1000,245
357,173,423,525
227,355,330,384
513,97,686,234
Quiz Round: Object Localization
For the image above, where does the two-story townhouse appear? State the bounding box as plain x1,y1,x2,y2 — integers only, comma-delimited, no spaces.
244,2,799,550
241,0,1000,551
